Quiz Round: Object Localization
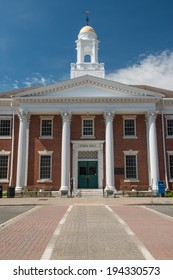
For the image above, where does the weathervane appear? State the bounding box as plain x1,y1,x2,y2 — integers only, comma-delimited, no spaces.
84,10,90,25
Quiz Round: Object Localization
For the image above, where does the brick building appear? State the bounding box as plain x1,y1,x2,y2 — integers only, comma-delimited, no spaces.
0,25,173,195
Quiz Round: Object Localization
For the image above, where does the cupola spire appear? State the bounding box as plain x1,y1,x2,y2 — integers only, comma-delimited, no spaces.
70,15,105,79
84,10,90,25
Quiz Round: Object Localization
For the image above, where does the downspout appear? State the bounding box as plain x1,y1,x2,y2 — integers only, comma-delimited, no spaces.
161,102,169,190
9,98,15,186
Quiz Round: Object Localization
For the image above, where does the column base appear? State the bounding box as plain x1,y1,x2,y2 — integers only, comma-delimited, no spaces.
105,186,117,197
60,186,69,197
105,185,116,191
15,186,23,192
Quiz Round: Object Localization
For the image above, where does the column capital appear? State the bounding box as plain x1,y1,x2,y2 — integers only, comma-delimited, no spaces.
104,111,115,122
145,111,158,122
18,110,31,123
61,112,72,122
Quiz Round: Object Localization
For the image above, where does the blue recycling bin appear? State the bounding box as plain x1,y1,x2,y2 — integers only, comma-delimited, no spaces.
157,181,165,197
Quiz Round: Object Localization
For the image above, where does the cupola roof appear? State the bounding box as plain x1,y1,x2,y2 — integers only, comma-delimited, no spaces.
79,25,96,34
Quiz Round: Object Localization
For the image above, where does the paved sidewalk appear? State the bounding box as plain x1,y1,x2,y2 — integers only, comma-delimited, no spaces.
0,205,68,259
0,197,173,260
0,196,173,206
111,205,173,260
50,205,145,260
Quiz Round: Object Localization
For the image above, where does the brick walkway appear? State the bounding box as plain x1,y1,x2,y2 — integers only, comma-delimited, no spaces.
50,205,145,260
0,205,68,259
0,198,173,260
111,205,173,260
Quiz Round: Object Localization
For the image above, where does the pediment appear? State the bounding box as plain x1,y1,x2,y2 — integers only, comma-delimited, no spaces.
13,75,164,100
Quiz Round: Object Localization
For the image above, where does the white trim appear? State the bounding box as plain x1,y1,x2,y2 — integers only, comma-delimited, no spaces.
0,117,12,138
167,151,173,181
72,140,104,189
0,136,12,140
0,151,11,155
0,152,10,181
81,116,95,138
165,115,173,138
38,151,53,181
38,150,53,155
40,116,54,139
124,150,138,180
123,116,137,138
0,179,9,183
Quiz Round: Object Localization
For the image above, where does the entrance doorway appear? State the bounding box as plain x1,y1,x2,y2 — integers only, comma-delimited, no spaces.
78,161,98,189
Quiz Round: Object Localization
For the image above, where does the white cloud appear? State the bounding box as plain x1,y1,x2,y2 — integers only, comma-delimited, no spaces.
106,51,173,90
23,73,56,88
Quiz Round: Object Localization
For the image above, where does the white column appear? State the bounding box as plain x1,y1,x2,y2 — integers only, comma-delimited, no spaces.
60,112,72,192
145,116,152,187
16,111,30,191
24,118,30,186
146,111,159,191
104,112,116,191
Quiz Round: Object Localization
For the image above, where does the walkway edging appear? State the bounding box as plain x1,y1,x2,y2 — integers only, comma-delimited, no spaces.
41,205,73,260
105,206,155,260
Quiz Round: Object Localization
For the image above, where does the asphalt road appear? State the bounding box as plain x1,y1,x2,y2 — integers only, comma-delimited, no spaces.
0,204,172,227
147,205,173,218
0,205,35,224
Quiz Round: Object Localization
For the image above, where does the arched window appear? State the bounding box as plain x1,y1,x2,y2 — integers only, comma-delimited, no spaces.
84,54,91,62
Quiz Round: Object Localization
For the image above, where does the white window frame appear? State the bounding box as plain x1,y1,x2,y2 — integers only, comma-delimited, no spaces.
123,116,137,139
37,151,53,182
166,116,173,138
124,150,139,182
0,117,12,139
167,151,173,181
39,116,54,139
0,151,10,183
81,116,95,139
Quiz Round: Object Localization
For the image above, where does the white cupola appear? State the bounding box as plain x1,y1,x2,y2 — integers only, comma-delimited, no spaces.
70,25,105,79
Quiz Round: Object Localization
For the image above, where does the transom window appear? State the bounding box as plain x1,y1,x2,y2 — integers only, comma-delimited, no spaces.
167,119,173,136
125,154,138,179
0,119,11,137
40,118,53,138
168,154,173,179
0,155,9,180
124,118,136,137
39,155,52,180
82,118,94,137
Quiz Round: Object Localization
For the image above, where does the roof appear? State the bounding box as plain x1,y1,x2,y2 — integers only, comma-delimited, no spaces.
0,77,172,100
0,86,40,98
134,85,173,98
79,25,96,34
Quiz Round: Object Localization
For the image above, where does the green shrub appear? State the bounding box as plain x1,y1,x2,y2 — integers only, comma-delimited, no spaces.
166,192,173,197
2,190,7,197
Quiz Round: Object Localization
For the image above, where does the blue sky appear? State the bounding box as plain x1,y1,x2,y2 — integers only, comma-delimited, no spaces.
0,0,173,92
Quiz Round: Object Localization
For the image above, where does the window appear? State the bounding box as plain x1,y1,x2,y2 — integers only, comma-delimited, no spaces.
168,154,173,180
39,155,52,180
82,118,94,137
167,119,173,137
125,153,138,180
123,117,136,137
40,117,53,138
0,119,11,137
0,155,9,180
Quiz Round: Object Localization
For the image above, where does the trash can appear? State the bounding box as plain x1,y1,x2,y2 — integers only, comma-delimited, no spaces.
7,186,15,198
0,185,2,198
157,181,165,197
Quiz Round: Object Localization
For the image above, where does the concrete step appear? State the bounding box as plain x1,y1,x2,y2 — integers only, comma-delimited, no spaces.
77,189,104,197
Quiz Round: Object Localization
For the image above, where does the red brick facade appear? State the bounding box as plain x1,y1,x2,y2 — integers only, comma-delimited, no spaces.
1,112,173,191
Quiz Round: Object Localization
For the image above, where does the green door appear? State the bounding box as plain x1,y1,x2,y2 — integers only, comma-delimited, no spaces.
78,161,98,189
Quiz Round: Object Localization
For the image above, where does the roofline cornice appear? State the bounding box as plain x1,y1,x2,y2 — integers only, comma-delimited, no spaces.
16,97,161,104
12,75,164,99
